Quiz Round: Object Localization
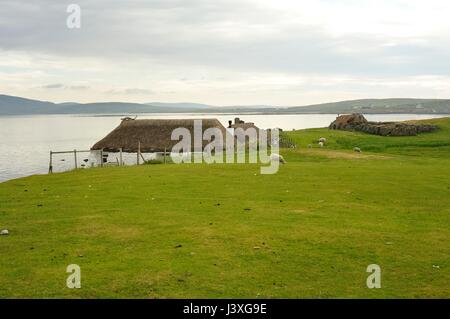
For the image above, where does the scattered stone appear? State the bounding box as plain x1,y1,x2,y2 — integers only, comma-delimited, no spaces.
432,265,441,269
1,229,9,236
175,244,182,248
253,246,261,250
37,204,43,207
244,208,251,211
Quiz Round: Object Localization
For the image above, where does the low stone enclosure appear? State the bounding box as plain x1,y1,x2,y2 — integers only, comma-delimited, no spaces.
329,113,437,136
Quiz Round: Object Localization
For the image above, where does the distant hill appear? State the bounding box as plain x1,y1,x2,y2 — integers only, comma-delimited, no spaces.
144,102,275,110
0,95,205,115
0,94,58,115
59,102,172,114
1,94,450,115
145,102,213,110
282,98,450,114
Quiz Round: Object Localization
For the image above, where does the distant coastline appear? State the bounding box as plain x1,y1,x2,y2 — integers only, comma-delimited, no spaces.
1,112,450,118
1,94,450,116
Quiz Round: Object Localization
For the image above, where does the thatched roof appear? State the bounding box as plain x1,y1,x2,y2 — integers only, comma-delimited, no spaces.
91,119,229,152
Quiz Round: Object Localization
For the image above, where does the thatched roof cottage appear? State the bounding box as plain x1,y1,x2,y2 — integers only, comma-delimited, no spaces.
91,118,228,153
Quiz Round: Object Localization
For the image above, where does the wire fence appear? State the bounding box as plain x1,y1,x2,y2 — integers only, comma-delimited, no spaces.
48,147,171,174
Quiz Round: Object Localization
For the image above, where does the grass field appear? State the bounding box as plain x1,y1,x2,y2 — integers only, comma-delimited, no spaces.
0,118,449,298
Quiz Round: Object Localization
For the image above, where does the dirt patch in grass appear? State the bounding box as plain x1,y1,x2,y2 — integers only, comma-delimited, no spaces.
76,223,144,240
297,149,391,159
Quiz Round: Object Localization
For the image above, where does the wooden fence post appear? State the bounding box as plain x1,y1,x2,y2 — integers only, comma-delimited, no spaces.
48,151,53,174
137,141,141,165
74,150,78,169
164,147,167,164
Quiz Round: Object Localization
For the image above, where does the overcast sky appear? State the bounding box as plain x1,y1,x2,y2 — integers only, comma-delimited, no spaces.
1,0,450,105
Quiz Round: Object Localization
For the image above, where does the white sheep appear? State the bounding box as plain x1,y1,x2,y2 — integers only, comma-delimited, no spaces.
270,153,286,164
319,137,327,143
354,147,362,153
319,141,324,148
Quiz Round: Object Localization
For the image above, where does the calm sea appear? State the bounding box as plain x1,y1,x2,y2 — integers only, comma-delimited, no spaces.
0,113,446,182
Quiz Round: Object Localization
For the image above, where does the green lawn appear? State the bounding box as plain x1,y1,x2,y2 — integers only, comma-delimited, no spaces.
0,118,449,298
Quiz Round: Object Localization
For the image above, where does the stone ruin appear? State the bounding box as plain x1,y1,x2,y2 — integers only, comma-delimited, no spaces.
329,113,437,136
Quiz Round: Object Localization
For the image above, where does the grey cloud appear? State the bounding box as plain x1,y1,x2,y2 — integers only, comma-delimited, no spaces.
39,83,89,90
1,0,450,78
107,88,153,95
69,85,89,90
41,83,64,89
124,88,153,95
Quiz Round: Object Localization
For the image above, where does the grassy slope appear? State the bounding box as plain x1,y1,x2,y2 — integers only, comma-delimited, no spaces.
0,118,449,298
